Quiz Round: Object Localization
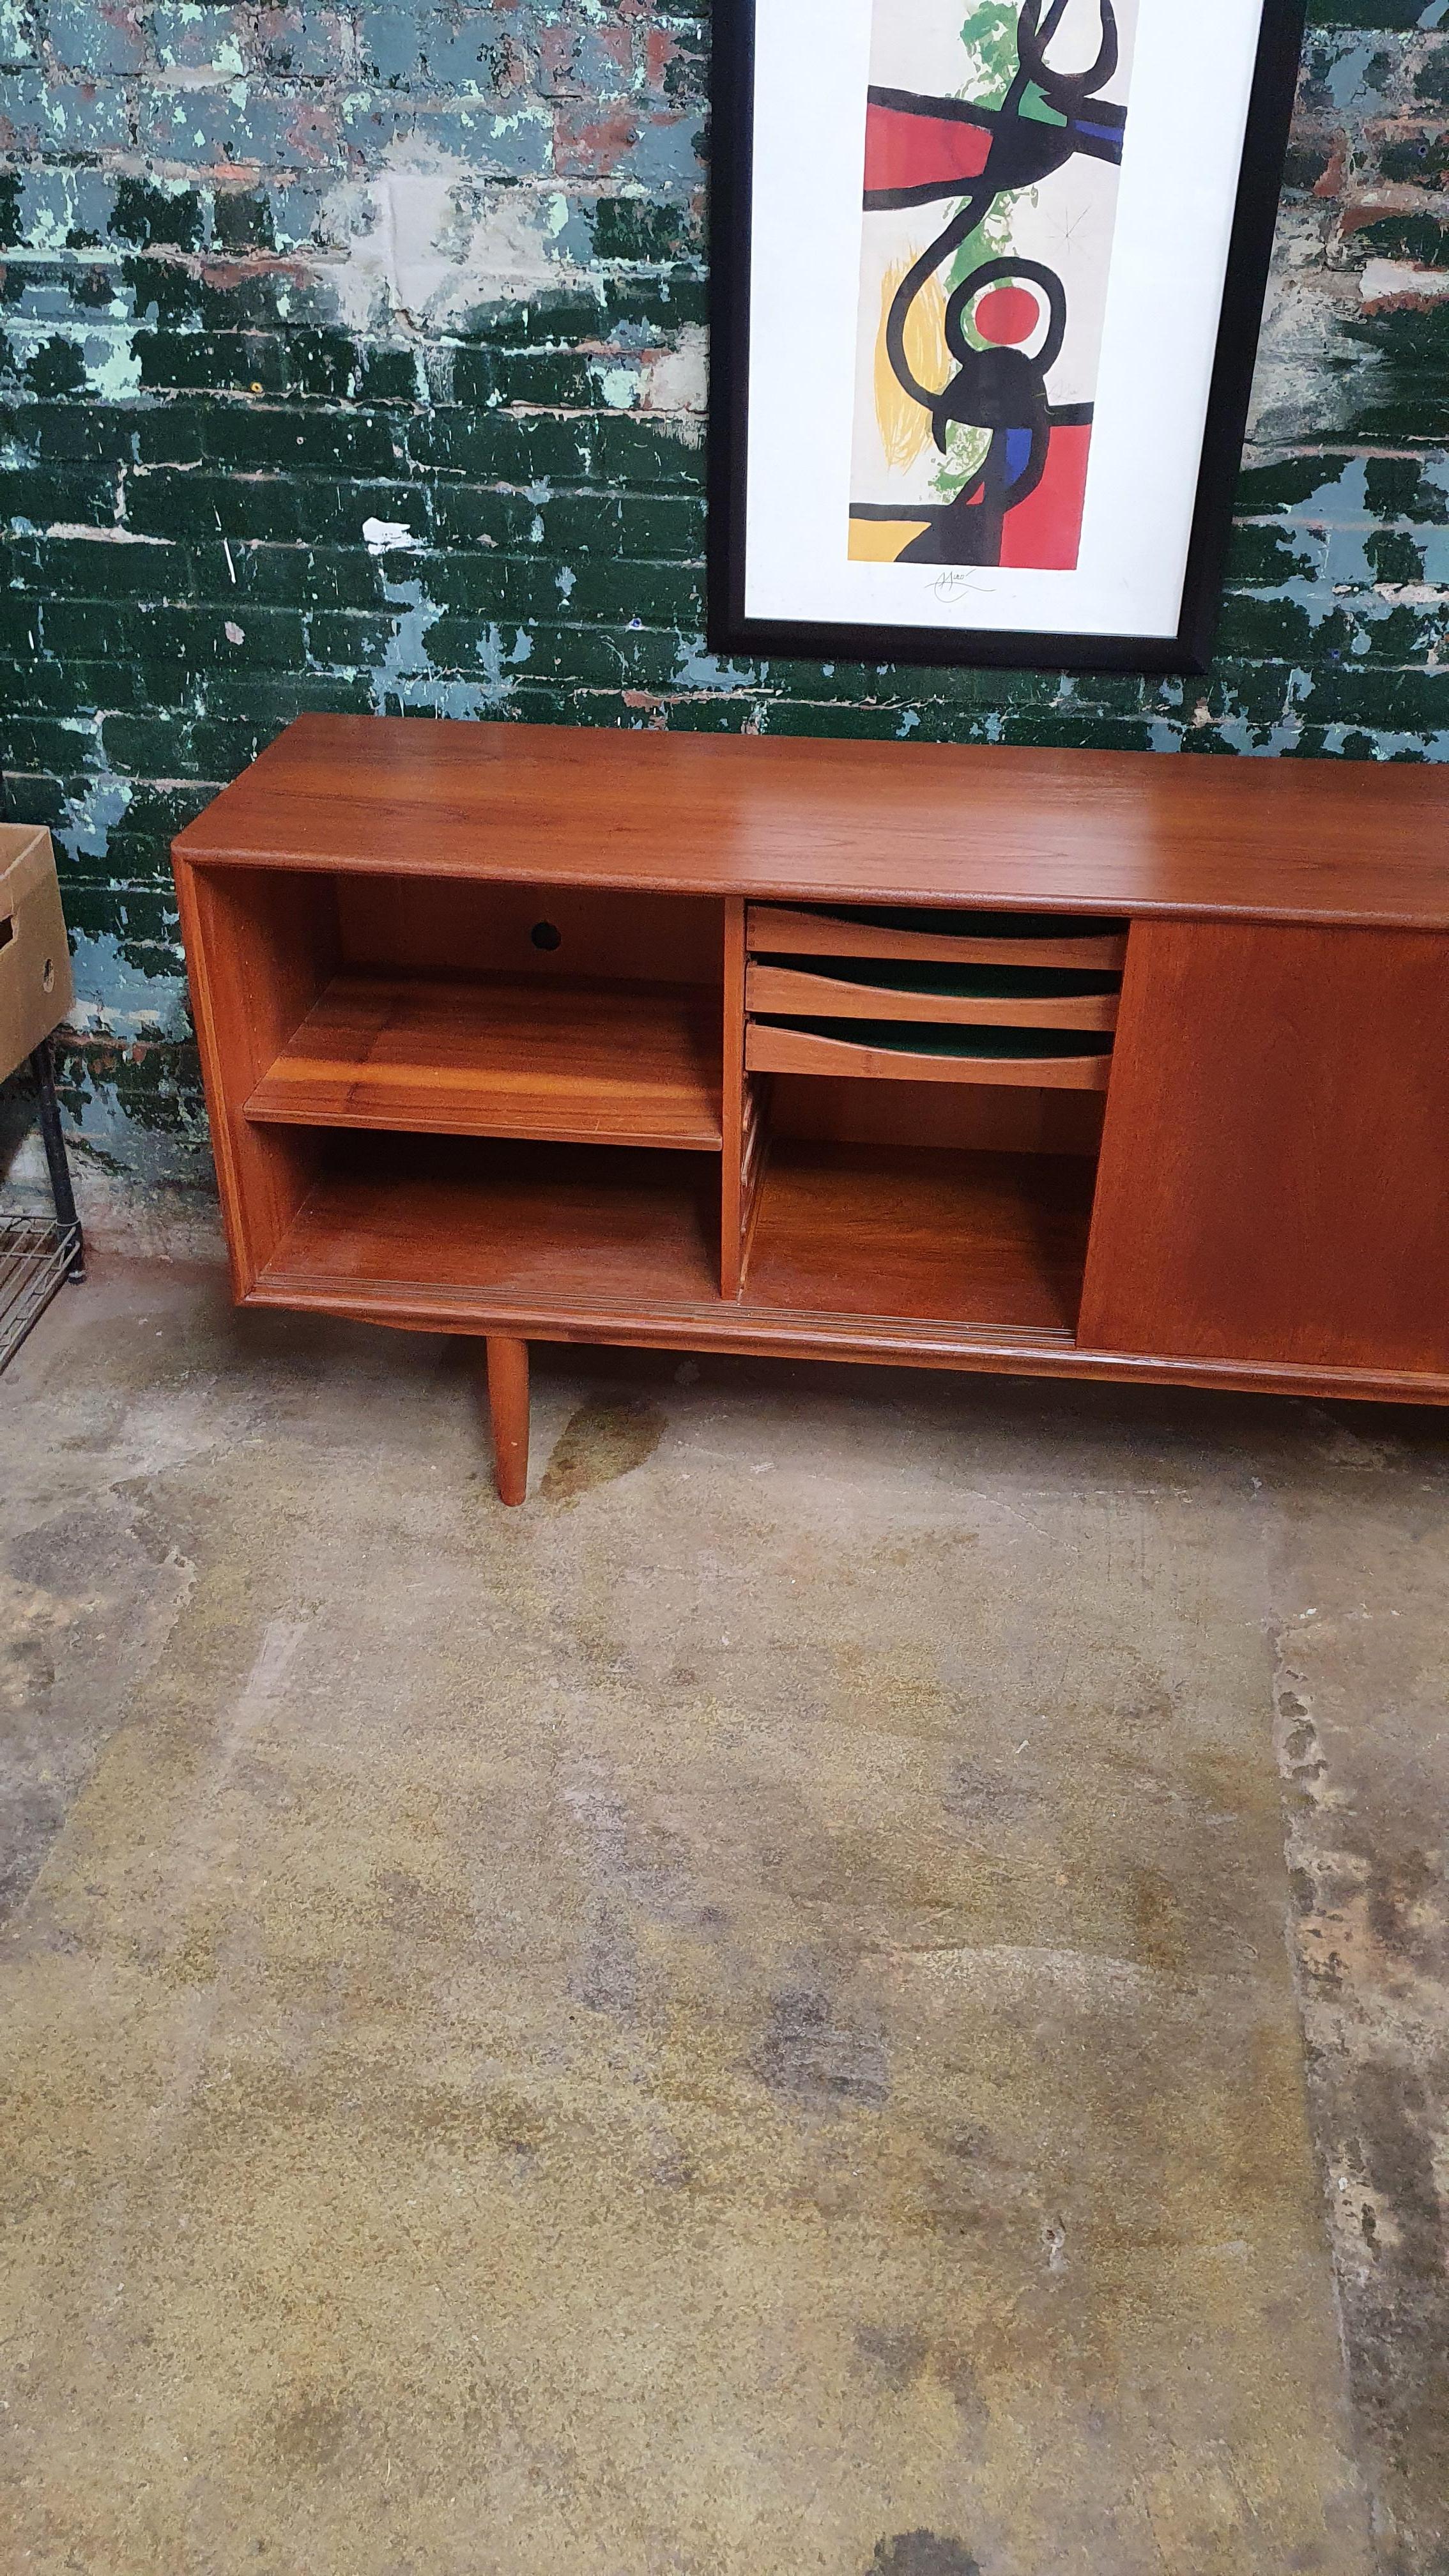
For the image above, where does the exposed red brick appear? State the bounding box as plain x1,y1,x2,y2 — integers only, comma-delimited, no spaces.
552,106,640,179
281,105,340,167
1314,132,1349,199
538,26,581,96
1338,185,1432,237
595,23,634,80
644,26,686,100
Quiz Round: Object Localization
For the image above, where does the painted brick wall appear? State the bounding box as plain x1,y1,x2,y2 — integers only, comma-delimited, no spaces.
2,1,1448,1191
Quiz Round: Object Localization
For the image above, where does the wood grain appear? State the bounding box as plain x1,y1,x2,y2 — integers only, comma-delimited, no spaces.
245,1143,1449,1399
172,723,1449,1422
174,715,1449,928
244,970,723,1151
746,1020,1113,1089
719,898,767,1298
172,857,335,1295
1080,921,1449,1374
337,876,722,986
747,905,1128,967
769,1074,1106,1157
258,1135,1083,1338
264,1137,721,1308
746,961,1119,1029
486,1335,530,1506
742,1142,1094,1333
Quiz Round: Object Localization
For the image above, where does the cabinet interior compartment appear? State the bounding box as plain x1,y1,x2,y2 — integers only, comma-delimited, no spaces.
194,870,1117,1340
732,1075,1103,1335
742,902,1125,1094
258,1131,723,1312
222,869,725,1151
727,895,1123,1335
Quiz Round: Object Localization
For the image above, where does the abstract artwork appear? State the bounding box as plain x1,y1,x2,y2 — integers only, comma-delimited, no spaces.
848,1,1134,573
709,0,1307,671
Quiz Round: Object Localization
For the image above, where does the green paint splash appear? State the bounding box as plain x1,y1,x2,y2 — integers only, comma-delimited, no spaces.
957,1,1023,109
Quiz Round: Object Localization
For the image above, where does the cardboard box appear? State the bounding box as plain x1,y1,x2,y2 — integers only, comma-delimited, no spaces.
0,825,75,1085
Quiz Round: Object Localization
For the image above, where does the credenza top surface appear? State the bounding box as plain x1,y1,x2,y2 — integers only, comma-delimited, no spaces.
172,712,1449,926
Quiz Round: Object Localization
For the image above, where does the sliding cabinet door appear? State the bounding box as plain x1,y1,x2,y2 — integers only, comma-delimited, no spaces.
1078,921,1449,1377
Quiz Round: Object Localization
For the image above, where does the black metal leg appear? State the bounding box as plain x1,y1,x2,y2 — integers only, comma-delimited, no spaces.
28,1039,84,1278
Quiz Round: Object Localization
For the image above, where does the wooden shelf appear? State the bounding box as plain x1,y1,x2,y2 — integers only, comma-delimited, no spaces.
261,1138,723,1308
744,1143,1095,1333
746,960,1119,1029
746,1018,1113,1090
245,972,723,1151
748,904,1128,969
254,1136,1090,1342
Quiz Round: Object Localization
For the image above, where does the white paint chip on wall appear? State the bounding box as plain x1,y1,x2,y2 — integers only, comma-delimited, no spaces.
319,146,585,335
362,519,421,555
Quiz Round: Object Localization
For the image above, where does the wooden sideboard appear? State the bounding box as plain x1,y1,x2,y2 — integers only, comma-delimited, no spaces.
172,716,1449,1501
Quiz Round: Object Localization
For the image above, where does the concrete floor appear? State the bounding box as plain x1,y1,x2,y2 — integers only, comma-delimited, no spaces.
1,1259,1446,2576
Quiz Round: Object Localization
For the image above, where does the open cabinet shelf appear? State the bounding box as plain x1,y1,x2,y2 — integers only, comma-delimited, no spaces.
245,970,723,1151
742,1141,1094,1335
184,859,1117,1349
259,1136,723,1314
252,1132,1089,1347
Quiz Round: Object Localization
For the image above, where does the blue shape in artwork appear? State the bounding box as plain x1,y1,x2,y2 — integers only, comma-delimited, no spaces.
1004,427,1034,489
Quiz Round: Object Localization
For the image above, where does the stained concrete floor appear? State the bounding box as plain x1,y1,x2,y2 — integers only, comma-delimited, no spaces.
1,1259,1446,2576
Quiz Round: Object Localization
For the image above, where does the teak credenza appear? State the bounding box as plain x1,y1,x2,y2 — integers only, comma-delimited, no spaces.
173,716,1449,1502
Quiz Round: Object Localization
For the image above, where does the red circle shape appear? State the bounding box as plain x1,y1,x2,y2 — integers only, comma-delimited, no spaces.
974,286,1039,347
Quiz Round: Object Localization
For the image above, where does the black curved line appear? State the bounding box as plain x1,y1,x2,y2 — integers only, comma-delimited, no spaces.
875,1,1120,470
866,181,995,210
942,256,1066,377
883,193,997,417
1018,0,1119,116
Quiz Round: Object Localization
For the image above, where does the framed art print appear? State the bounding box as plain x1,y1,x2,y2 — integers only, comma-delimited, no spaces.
707,0,1308,673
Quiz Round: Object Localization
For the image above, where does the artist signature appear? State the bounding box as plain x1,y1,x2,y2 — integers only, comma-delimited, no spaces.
931,571,985,602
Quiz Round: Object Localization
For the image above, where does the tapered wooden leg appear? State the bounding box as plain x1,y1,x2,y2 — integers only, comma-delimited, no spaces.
486,1335,530,1506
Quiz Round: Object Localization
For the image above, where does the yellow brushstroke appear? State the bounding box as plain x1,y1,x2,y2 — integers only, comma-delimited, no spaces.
875,257,949,473
848,517,931,562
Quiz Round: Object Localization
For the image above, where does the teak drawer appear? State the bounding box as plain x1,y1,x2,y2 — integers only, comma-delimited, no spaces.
747,905,1128,971
745,1020,1114,1089
746,961,1119,1030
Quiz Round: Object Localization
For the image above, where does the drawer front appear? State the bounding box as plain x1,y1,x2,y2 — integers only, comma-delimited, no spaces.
746,1020,1114,1091
746,960,1119,1031
747,903,1128,971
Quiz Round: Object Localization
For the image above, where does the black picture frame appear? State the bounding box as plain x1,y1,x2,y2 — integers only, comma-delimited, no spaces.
706,0,1308,677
